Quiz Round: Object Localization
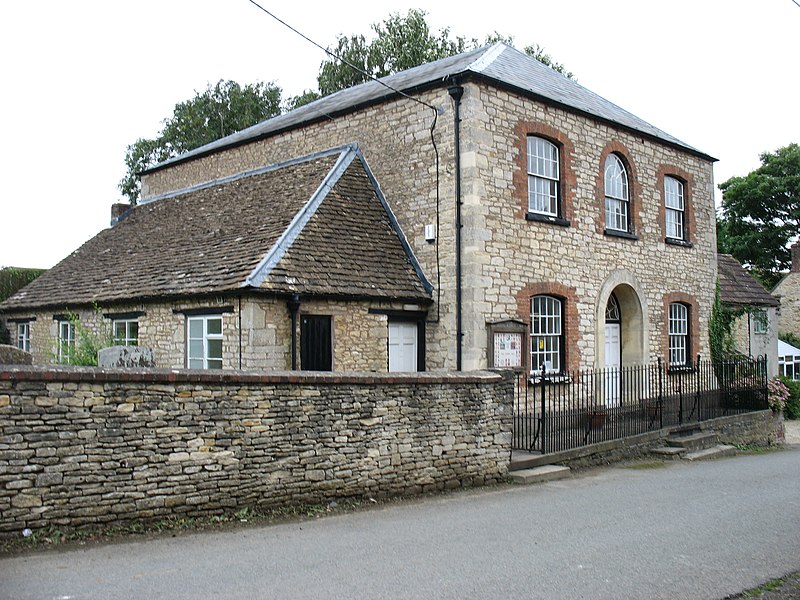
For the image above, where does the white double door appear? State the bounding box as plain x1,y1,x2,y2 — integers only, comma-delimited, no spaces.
388,321,418,372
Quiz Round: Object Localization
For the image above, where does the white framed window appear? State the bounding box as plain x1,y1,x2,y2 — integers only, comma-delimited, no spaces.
527,136,560,216
113,319,139,346
187,315,223,369
16,322,31,353
605,154,630,232
669,303,689,367
58,320,76,364
779,353,800,380
531,295,563,373
665,176,685,240
752,310,768,335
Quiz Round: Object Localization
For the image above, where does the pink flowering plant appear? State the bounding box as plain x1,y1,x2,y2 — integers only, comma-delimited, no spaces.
767,378,790,413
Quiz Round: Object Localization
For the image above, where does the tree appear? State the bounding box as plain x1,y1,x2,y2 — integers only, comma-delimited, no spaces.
120,80,282,204
316,9,572,97
718,143,800,289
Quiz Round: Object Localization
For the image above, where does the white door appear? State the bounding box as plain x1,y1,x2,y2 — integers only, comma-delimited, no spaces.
605,323,621,407
389,321,418,372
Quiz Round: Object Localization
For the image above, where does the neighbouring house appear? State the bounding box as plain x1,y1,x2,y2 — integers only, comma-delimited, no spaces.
0,146,431,370
1,43,719,376
717,254,780,376
773,241,800,340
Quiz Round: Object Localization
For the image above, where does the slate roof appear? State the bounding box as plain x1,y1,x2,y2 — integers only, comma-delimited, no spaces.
1,146,431,312
717,254,780,308
144,43,712,175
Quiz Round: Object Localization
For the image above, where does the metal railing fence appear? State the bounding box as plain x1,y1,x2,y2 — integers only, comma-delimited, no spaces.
512,355,768,454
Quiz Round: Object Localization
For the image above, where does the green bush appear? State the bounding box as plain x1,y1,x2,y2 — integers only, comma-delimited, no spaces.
781,377,800,420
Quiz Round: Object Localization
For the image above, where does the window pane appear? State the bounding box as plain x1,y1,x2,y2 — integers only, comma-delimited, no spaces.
207,317,222,336
206,359,223,370
189,340,204,360
207,339,223,360
189,319,203,338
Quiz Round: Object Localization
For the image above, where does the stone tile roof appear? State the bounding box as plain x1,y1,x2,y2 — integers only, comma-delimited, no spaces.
717,254,780,307
145,43,711,175
1,146,431,312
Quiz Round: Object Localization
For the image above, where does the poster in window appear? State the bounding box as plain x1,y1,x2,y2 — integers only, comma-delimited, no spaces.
493,331,522,368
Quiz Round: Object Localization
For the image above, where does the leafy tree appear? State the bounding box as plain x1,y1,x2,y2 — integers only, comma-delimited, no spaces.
120,80,282,204
718,143,800,289
316,9,572,96
0,267,46,302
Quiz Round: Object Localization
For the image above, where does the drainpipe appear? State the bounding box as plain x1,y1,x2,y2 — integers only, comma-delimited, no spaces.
288,294,301,370
448,82,464,372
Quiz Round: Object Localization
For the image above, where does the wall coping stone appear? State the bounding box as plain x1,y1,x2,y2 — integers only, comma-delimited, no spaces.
0,365,506,386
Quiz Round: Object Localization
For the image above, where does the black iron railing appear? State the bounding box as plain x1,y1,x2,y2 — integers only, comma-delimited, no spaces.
512,355,768,453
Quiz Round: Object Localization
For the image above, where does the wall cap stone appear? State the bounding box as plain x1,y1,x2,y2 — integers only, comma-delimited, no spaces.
0,365,505,386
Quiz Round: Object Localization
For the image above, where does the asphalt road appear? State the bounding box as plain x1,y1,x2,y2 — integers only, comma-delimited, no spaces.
2,446,799,600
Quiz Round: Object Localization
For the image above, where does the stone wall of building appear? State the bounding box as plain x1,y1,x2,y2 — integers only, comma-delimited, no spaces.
774,272,800,340
462,83,717,371
6,296,411,372
729,307,779,376
0,367,512,535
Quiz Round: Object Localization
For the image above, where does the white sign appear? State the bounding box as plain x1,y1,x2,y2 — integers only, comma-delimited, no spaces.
494,331,522,368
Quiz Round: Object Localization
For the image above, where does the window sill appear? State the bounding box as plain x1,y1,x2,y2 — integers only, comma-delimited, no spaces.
665,237,693,248
603,229,639,241
529,373,572,384
525,212,570,227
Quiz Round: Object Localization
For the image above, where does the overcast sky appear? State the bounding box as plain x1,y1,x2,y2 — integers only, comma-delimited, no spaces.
1,0,797,269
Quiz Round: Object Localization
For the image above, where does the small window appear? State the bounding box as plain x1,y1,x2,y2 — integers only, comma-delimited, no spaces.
187,315,223,369
531,295,563,373
605,154,630,232
665,176,685,241
668,303,690,367
527,136,560,216
58,320,76,364
16,322,31,353
113,319,139,346
752,310,768,335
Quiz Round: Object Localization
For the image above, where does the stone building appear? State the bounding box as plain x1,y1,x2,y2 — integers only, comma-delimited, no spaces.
773,241,800,340
1,43,719,375
717,254,780,376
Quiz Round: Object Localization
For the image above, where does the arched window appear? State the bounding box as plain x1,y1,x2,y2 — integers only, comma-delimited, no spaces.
605,154,630,232
531,295,563,373
668,302,690,367
527,136,560,216
664,176,685,241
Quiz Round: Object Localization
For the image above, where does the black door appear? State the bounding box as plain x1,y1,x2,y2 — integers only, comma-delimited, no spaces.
300,315,332,371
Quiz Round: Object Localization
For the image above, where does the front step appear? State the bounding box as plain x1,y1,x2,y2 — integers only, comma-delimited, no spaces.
684,444,737,461
509,464,571,485
666,432,718,452
651,446,686,460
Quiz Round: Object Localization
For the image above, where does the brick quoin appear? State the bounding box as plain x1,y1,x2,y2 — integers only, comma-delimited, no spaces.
512,120,577,223
515,282,580,373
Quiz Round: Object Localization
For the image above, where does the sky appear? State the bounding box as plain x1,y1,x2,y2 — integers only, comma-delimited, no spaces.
0,0,798,269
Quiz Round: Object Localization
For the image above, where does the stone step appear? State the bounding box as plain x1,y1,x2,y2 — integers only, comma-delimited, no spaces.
509,451,549,472
666,432,717,452
651,446,686,460
684,444,737,461
509,464,571,485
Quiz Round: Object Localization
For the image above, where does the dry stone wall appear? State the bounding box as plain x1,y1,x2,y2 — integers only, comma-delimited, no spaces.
0,367,512,535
